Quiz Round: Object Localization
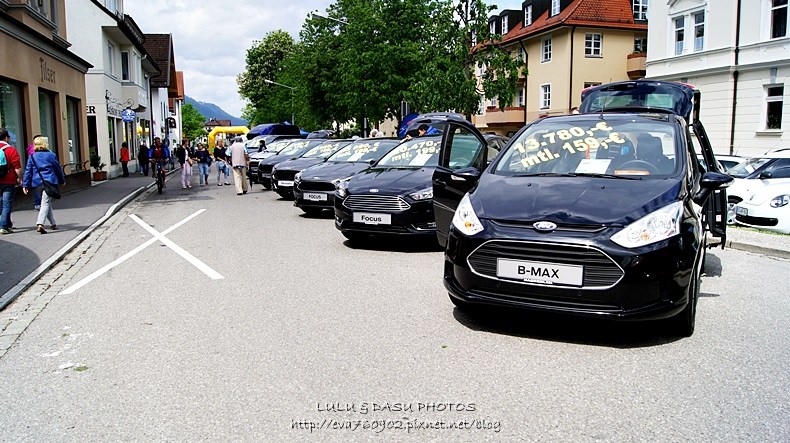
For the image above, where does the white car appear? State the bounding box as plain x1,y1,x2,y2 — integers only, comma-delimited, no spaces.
734,182,790,234
726,150,790,223
715,154,747,171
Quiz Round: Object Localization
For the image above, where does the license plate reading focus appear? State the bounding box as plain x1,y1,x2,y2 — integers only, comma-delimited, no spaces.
304,193,327,201
497,258,583,286
278,180,294,187
352,212,392,225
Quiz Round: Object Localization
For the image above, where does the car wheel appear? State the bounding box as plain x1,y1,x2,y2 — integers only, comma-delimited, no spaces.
668,267,699,337
726,196,742,225
301,207,324,216
262,181,271,190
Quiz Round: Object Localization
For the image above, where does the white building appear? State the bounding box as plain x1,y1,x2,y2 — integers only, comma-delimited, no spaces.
143,34,183,150
65,0,160,178
646,0,790,157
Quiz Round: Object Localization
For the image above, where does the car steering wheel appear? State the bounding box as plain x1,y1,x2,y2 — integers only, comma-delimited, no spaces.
618,160,660,175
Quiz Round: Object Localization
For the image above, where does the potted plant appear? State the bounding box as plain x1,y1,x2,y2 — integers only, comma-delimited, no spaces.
90,152,107,181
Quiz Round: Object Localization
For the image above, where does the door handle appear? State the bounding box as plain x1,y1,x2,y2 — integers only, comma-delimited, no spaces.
451,175,467,181
435,179,447,187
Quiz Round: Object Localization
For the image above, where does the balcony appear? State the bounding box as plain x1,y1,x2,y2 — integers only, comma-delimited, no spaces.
478,107,525,128
627,53,646,79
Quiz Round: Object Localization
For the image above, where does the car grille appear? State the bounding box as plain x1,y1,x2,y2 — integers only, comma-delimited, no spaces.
467,240,623,289
298,181,336,192
735,214,778,227
274,170,297,181
343,195,411,212
259,164,273,175
249,160,260,170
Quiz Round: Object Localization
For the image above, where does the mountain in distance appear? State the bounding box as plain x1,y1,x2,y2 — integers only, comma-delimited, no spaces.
185,95,248,127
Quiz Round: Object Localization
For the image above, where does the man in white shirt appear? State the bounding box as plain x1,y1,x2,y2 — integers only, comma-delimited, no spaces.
227,137,250,195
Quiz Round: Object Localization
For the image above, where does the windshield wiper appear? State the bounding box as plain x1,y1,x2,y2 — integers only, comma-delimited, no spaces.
512,172,640,180
571,172,641,180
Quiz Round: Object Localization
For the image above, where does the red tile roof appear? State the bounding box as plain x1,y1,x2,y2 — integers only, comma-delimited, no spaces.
502,0,646,44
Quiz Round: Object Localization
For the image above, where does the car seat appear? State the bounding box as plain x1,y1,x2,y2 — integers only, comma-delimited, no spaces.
637,134,673,174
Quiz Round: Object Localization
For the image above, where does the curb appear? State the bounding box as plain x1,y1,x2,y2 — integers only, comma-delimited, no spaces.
0,182,155,311
726,240,790,260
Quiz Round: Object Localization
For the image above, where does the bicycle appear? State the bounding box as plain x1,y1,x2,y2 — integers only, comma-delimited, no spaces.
153,160,166,194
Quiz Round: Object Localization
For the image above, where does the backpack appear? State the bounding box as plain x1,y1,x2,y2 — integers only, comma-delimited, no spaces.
0,144,9,177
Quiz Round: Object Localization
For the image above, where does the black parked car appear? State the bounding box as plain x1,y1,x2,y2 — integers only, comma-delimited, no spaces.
423,80,731,337
248,138,299,183
294,138,401,214
271,139,353,199
257,139,327,189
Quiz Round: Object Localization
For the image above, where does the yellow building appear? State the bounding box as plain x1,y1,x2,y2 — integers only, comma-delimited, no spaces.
474,0,648,136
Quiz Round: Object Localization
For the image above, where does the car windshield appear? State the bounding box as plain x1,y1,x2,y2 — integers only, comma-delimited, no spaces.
727,157,772,178
328,140,400,163
377,136,441,167
494,116,678,177
278,140,315,156
302,140,348,159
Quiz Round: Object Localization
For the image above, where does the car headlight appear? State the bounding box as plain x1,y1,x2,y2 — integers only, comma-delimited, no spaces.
409,187,433,201
336,178,351,198
271,165,278,174
452,193,484,236
294,171,302,184
770,194,790,208
611,201,683,248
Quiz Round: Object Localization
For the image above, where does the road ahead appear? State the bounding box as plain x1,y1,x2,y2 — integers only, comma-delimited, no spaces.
1,178,788,441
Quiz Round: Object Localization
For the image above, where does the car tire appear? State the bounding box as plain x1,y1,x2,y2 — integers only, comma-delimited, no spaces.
301,207,324,216
262,181,271,190
668,267,699,337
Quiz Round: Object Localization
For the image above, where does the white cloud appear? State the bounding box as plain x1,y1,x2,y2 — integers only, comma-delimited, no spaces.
124,0,526,119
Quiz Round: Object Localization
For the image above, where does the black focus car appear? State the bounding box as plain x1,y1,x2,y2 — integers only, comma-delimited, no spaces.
248,138,297,184
257,139,327,189
294,138,401,214
424,81,732,337
271,139,353,199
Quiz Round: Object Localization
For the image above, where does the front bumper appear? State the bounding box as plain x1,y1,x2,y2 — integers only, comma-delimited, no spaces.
333,195,436,236
734,202,789,234
443,222,701,320
294,186,336,210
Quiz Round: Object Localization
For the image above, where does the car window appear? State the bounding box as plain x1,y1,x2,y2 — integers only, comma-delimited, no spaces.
727,157,772,178
493,117,678,177
302,141,347,159
764,158,790,172
447,128,484,169
377,136,441,167
278,140,314,156
486,138,502,163
766,166,790,179
329,140,399,163
266,140,292,153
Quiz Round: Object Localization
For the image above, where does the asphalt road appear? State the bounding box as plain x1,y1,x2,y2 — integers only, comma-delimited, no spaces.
0,176,788,442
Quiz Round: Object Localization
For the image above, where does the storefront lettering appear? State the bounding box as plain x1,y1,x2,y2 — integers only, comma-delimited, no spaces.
39,58,56,84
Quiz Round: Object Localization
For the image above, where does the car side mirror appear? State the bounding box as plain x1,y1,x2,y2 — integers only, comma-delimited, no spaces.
369,159,377,166
759,171,773,179
451,167,481,180
693,171,733,205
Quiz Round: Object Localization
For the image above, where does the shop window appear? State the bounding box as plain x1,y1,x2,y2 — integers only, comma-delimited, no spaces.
108,117,117,164
66,97,81,165
0,80,26,160
38,90,58,156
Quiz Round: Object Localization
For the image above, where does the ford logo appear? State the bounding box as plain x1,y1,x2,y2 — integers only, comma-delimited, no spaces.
369,189,379,193
533,221,557,232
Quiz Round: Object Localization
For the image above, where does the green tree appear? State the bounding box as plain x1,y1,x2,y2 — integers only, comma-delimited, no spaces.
237,30,296,125
181,103,206,141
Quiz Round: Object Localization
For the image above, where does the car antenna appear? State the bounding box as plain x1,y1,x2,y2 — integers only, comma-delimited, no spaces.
599,78,613,120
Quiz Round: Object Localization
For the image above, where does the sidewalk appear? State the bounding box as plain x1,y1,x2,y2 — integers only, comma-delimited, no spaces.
724,226,790,260
0,172,161,310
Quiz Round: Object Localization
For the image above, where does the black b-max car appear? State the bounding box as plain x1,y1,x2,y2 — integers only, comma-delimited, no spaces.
424,81,731,337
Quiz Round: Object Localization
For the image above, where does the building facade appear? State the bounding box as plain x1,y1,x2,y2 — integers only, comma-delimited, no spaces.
473,0,649,136
1,0,92,190
65,0,160,179
646,0,790,157
143,33,182,150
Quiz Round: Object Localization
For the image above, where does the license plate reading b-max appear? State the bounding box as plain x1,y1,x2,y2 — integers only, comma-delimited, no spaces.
352,212,392,225
497,258,583,286
305,193,327,201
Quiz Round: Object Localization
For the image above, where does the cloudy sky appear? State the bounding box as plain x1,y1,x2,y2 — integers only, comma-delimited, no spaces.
125,0,525,119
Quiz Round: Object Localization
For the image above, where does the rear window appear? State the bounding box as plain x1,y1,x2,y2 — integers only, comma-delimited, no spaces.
377,137,441,167
494,117,678,177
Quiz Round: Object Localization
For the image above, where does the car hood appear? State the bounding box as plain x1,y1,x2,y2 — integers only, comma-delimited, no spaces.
299,162,369,182
742,182,790,205
348,166,434,195
472,174,683,226
276,157,325,172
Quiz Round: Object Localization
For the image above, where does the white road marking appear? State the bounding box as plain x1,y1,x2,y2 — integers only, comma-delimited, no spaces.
60,209,222,295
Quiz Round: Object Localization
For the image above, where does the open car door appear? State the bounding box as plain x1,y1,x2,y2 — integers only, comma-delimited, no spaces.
406,114,488,247
693,120,727,247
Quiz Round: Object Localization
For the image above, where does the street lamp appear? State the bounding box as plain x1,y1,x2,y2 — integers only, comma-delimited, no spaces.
309,11,348,25
264,79,296,125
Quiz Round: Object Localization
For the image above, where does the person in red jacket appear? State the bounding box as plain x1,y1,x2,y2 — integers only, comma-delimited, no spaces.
0,128,23,234
120,141,130,177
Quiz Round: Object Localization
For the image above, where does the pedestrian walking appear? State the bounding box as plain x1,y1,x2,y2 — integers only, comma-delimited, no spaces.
138,143,149,176
194,143,212,185
227,136,249,195
26,140,41,210
120,141,130,177
22,136,65,234
213,142,231,185
0,128,23,235
175,140,192,189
